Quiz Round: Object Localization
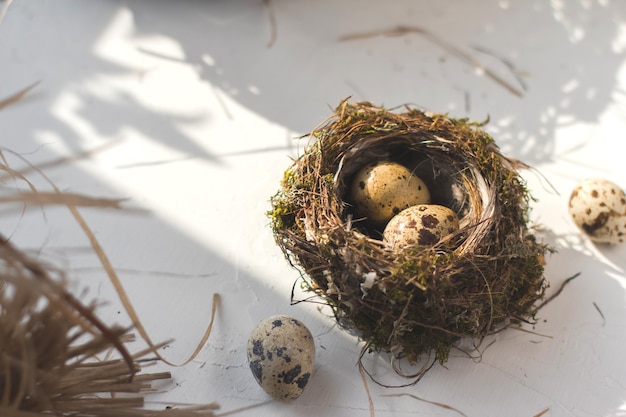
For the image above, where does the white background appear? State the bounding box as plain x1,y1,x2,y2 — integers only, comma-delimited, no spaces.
2,1,626,416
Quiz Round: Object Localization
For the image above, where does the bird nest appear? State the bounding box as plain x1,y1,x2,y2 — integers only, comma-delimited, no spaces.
269,100,549,366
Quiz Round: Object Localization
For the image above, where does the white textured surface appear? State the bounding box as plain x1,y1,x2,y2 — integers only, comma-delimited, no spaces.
2,1,626,416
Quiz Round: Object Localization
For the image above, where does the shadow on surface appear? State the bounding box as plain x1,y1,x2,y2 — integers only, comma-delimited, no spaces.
124,0,625,165
2,0,624,166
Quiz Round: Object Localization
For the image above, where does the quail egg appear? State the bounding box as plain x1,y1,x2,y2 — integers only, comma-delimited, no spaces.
350,161,431,225
383,204,460,249
568,178,626,244
247,315,315,402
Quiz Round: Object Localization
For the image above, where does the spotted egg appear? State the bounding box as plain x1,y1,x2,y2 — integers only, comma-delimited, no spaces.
247,315,315,402
383,204,460,249
350,161,431,225
568,178,626,244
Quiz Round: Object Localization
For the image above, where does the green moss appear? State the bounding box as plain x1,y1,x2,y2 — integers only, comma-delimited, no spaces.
268,192,296,230
321,173,334,186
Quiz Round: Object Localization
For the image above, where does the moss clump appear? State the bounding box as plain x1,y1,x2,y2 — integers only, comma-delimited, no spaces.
269,100,549,368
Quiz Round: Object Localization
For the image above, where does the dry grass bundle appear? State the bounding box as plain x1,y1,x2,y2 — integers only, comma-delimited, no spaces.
269,100,549,369
0,236,219,416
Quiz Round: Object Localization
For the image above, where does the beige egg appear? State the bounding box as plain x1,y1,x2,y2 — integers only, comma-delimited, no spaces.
350,161,431,225
383,204,459,249
568,178,626,244
247,315,315,402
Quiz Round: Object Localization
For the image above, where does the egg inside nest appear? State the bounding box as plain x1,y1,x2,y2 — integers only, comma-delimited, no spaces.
349,161,431,226
383,204,460,249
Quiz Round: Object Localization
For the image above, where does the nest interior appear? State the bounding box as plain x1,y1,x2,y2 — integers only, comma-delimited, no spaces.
270,100,549,365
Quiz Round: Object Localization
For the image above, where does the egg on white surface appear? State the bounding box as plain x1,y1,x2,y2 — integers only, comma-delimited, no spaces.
350,161,431,225
383,204,460,249
247,315,315,402
568,178,626,244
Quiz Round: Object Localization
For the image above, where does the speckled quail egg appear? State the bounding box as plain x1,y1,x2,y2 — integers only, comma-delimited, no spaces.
568,178,626,244
383,204,460,249
247,315,315,402
350,161,431,225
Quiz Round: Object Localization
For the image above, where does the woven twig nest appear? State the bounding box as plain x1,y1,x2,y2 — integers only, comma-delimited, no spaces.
270,100,549,366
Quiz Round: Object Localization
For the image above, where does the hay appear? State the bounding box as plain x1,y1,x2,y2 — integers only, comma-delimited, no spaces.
0,236,219,416
270,100,549,367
